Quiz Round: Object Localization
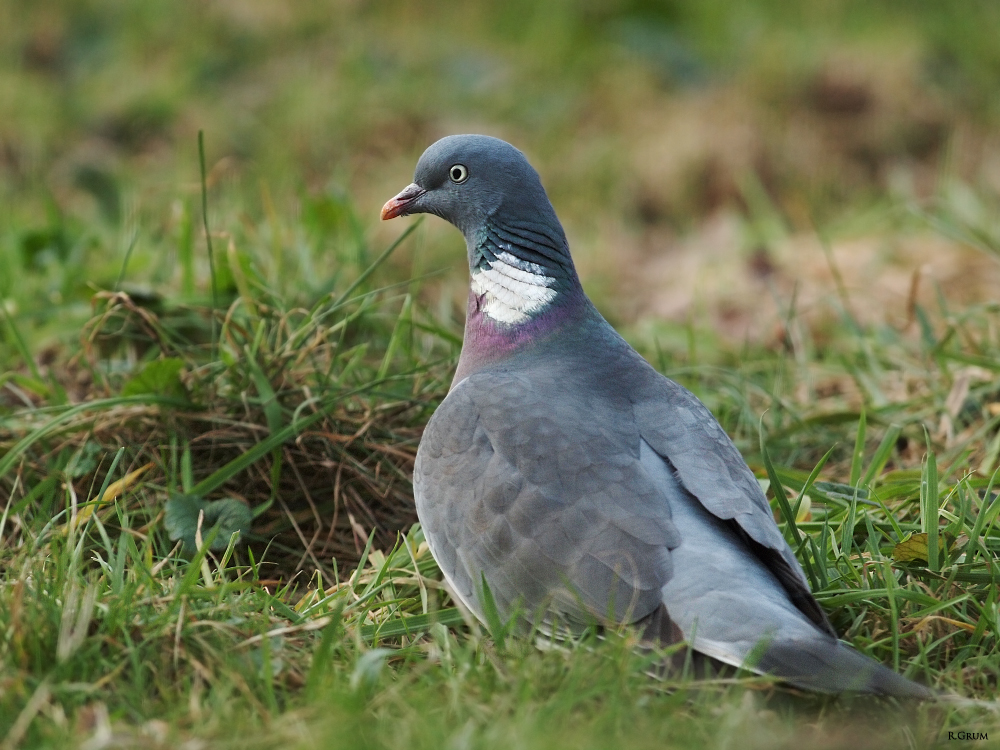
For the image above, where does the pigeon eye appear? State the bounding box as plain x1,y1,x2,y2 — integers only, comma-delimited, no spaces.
449,164,469,184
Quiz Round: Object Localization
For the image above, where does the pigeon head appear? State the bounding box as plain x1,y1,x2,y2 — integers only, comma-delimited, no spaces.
382,135,555,237
382,135,582,329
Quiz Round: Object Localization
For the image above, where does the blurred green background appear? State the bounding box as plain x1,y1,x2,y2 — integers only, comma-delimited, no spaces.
4,4,1000,747
3,0,1000,362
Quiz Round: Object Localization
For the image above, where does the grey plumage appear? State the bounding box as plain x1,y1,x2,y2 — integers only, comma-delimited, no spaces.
382,134,931,698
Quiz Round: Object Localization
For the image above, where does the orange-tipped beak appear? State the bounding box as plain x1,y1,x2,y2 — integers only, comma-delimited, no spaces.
381,183,426,220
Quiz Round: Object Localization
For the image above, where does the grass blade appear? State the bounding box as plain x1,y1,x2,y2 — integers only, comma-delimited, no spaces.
850,410,867,487
361,608,466,641
332,219,422,309
795,445,835,521
760,428,801,546
862,423,901,487
923,449,940,571
198,130,218,357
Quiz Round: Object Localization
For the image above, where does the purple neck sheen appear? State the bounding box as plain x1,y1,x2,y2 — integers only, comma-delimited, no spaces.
452,286,588,385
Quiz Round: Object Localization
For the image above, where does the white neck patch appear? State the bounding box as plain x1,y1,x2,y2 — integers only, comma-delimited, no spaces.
470,251,557,325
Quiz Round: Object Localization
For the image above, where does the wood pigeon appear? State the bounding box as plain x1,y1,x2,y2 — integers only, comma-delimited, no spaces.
382,134,931,697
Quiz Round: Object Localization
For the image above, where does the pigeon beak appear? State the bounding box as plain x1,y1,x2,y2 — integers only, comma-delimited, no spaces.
381,183,426,220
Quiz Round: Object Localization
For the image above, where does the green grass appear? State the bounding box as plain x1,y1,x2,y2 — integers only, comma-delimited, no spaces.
4,1,1000,748
3,193,1000,748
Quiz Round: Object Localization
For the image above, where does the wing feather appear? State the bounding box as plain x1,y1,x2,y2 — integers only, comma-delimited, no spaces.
631,365,836,635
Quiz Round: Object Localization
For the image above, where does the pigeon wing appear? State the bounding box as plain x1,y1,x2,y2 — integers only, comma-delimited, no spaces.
632,367,835,635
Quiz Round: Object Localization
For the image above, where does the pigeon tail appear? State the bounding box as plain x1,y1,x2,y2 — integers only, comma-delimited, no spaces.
755,637,933,697
637,605,933,698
